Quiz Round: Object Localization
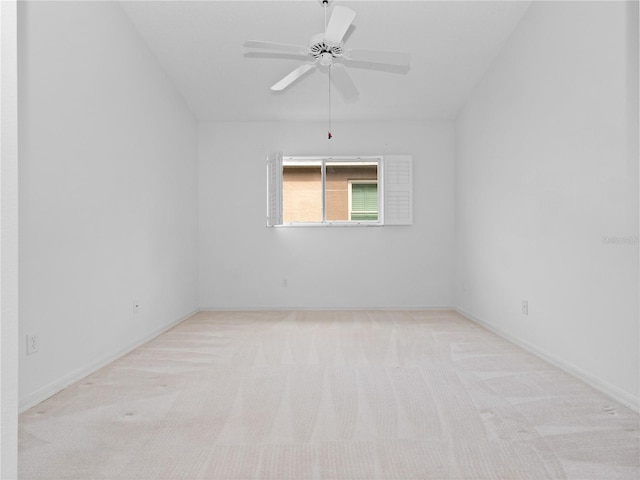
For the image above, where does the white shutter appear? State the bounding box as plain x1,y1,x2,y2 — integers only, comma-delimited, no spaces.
383,155,413,225
266,152,283,226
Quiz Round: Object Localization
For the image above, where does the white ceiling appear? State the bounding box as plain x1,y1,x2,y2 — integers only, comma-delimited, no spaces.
121,1,531,122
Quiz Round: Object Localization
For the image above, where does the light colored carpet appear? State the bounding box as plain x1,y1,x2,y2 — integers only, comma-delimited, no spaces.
19,310,639,479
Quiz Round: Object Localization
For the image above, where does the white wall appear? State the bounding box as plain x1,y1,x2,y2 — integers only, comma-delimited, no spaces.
455,1,639,407
199,121,455,309
18,1,199,408
1,0,19,476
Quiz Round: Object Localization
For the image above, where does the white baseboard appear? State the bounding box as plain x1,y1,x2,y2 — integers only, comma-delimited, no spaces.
456,307,640,413
19,309,198,413
198,306,455,312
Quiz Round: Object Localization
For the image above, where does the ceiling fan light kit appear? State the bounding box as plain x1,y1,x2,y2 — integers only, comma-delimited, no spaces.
243,0,411,139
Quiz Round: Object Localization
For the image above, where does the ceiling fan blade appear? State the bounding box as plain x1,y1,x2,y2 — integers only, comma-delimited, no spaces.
345,49,411,67
330,63,359,100
244,40,309,55
342,60,409,75
271,63,317,91
324,6,356,45
245,52,312,63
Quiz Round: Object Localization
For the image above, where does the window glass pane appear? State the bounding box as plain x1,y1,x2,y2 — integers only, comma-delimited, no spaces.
282,160,322,223
326,161,378,221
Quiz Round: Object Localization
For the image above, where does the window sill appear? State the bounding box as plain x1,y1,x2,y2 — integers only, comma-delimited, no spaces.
274,222,383,228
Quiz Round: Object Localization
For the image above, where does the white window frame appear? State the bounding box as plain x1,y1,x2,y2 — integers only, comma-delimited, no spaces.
267,154,412,227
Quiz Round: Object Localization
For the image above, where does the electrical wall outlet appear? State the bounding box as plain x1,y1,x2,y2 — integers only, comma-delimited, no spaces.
27,334,40,355
133,300,141,314
521,300,529,315
282,279,288,287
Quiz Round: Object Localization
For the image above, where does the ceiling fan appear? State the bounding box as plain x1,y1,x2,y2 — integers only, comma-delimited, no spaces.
243,0,411,100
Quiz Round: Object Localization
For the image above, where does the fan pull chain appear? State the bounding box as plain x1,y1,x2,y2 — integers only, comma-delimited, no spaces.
325,1,331,140
328,67,332,140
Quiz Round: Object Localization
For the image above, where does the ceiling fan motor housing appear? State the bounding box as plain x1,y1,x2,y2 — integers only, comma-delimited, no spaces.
310,33,343,66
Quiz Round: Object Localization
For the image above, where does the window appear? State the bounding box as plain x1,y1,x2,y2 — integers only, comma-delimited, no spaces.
280,157,379,224
349,182,378,221
267,154,412,227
